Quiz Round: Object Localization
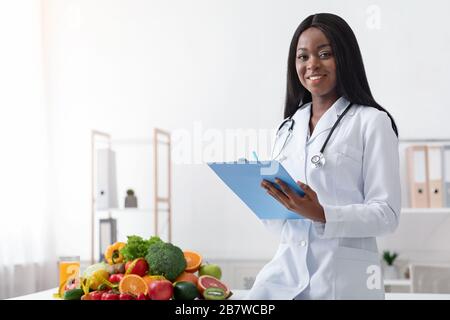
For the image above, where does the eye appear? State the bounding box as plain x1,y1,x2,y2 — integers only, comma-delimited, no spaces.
319,51,332,59
297,54,308,61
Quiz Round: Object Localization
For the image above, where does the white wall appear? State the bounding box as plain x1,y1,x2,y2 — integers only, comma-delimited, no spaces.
44,0,450,263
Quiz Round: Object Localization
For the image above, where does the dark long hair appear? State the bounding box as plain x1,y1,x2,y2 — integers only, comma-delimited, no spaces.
284,13,398,136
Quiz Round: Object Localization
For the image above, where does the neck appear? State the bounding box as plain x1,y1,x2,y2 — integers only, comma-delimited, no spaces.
311,93,339,118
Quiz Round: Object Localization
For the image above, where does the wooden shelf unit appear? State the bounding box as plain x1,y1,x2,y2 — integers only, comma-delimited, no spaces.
90,128,171,264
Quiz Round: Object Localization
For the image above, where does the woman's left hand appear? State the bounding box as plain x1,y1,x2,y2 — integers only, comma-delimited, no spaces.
261,178,326,223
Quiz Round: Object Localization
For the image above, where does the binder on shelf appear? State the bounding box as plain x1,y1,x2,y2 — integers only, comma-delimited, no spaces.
406,145,430,208
96,148,118,210
442,145,450,207
427,146,444,208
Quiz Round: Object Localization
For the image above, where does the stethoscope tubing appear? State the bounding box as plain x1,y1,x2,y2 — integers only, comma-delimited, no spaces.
272,102,353,168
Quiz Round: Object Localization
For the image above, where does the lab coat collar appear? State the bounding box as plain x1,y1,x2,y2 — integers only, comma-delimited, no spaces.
307,96,352,143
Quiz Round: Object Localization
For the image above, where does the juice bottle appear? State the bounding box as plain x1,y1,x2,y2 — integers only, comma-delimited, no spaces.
58,256,80,296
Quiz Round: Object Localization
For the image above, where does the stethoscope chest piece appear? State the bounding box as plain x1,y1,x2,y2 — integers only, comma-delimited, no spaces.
311,152,326,169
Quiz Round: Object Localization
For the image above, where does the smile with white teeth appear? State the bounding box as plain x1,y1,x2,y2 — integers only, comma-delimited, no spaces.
308,75,325,80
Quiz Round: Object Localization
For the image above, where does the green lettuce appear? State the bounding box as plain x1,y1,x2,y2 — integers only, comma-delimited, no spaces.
120,235,163,262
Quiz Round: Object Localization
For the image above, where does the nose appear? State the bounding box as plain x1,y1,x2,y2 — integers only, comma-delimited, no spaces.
306,55,320,71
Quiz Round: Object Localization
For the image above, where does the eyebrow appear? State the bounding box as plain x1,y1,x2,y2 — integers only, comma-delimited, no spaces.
297,43,331,51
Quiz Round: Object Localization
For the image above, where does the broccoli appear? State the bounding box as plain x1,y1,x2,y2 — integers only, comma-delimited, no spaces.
145,242,186,281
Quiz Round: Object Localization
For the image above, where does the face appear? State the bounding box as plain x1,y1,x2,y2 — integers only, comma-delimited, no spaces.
296,27,337,100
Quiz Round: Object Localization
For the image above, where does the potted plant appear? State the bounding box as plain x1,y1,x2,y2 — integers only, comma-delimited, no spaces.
124,189,138,208
382,250,399,279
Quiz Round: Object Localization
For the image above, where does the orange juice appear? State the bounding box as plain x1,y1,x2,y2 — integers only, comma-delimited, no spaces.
58,256,80,295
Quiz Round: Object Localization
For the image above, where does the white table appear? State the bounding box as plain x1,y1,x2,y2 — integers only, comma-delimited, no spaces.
9,288,58,300
8,288,450,300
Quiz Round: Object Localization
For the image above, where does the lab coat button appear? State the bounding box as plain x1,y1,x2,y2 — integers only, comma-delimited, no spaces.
300,240,307,247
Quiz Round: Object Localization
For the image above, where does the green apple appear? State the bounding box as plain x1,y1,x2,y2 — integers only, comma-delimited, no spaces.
199,263,222,280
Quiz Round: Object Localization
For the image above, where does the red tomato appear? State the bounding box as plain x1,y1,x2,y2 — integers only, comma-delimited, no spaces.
108,273,125,283
101,291,120,300
119,293,134,300
148,280,173,300
89,291,105,300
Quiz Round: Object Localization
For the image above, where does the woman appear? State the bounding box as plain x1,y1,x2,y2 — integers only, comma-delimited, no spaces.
245,13,401,300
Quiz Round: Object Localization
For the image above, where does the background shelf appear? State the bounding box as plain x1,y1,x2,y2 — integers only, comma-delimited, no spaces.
96,208,153,213
401,208,450,214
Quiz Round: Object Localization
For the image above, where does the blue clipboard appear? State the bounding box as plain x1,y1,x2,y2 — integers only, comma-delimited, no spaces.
207,160,305,219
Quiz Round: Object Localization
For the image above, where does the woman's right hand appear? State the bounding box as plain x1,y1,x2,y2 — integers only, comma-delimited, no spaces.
261,179,326,223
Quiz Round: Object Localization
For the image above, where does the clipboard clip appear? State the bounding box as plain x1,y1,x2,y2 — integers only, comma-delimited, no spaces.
237,152,259,164
237,158,249,164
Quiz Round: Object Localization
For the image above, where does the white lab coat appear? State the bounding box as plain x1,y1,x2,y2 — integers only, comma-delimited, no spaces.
245,96,401,300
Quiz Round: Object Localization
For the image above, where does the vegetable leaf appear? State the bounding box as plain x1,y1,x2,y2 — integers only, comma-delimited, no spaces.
120,235,163,262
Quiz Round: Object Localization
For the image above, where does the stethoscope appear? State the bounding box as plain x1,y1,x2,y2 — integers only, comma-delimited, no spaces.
272,101,353,168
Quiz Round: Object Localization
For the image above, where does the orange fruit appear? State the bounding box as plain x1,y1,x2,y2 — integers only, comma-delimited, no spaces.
175,271,199,286
119,274,148,295
183,250,202,273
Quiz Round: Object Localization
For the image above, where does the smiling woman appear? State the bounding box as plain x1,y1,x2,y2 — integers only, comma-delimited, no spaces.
246,13,401,300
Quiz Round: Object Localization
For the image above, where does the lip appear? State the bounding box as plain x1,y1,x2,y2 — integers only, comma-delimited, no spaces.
306,74,326,80
306,74,327,84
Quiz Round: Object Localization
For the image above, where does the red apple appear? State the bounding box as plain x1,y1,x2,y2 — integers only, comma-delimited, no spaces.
148,280,173,300
125,258,149,277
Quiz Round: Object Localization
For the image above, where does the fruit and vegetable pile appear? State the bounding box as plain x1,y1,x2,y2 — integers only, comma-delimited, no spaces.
60,235,231,300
